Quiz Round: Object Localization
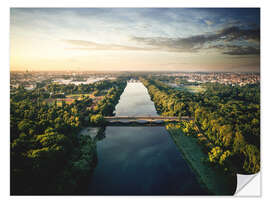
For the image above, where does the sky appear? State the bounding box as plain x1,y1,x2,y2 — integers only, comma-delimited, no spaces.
10,8,260,72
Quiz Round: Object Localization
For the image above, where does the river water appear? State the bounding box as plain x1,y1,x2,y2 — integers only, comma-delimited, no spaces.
87,82,208,195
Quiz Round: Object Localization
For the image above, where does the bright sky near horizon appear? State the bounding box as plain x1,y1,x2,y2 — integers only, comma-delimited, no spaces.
10,8,260,72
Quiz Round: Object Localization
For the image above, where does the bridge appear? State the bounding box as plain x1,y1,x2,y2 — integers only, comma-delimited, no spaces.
104,116,192,126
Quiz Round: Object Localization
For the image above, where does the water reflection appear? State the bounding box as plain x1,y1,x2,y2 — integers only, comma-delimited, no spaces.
94,127,106,142
114,82,158,116
86,82,208,195
88,126,208,195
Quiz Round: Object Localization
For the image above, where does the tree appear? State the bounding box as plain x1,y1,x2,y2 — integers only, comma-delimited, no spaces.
242,144,260,173
208,146,223,163
90,114,105,126
233,131,246,153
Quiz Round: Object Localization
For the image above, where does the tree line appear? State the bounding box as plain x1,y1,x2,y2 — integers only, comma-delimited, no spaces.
141,77,260,174
10,79,127,194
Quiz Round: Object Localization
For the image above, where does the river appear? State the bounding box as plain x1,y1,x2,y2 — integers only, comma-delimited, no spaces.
87,82,208,195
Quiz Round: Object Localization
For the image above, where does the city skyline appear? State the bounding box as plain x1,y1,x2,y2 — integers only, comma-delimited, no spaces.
10,8,260,72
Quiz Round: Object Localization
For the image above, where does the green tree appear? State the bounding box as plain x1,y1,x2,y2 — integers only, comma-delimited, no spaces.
90,114,105,126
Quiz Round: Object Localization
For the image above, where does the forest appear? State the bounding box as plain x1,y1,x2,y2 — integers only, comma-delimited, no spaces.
141,77,260,174
10,79,126,194
10,75,260,194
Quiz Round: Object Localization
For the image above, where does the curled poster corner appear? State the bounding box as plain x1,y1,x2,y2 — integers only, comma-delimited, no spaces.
234,172,260,196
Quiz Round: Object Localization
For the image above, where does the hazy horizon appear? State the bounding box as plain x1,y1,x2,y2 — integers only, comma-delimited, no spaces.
10,8,260,72
10,69,260,73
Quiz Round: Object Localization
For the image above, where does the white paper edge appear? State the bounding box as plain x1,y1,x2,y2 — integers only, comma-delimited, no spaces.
234,172,261,196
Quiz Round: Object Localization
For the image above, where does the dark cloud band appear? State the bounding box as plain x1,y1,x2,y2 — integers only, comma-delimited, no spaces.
132,26,260,55
64,26,260,56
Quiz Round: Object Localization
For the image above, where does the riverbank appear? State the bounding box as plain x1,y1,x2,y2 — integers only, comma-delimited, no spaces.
87,82,208,195
166,124,236,195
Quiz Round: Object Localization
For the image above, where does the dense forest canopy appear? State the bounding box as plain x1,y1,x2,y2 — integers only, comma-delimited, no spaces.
141,77,260,174
10,79,127,194
10,73,260,194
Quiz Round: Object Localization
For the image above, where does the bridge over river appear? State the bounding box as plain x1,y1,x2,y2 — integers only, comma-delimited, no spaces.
104,116,192,125
87,82,216,195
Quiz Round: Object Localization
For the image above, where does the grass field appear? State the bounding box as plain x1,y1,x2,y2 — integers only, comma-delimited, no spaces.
175,85,205,93
45,93,104,107
166,124,236,195
45,98,75,106
66,94,92,99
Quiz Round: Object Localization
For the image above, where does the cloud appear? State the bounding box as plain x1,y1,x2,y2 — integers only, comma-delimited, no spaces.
131,26,260,55
224,46,260,55
204,20,214,26
209,44,260,55
63,26,260,56
217,26,260,42
63,39,155,51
